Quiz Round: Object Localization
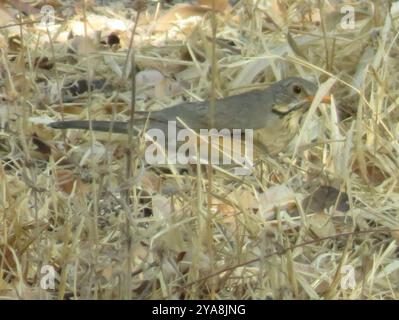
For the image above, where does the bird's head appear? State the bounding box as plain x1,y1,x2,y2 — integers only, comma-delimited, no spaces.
271,77,330,115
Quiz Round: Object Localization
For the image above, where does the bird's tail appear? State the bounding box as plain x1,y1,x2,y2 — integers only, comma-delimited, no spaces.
48,120,130,134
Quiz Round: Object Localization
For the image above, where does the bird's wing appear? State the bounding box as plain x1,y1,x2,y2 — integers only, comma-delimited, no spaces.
145,90,272,130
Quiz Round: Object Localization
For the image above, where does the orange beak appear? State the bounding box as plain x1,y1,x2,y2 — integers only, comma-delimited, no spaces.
306,95,331,104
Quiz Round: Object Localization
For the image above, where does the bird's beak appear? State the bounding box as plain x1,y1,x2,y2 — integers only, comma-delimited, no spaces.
306,95,331,104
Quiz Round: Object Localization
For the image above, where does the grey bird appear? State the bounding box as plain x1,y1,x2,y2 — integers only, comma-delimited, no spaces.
48,77,330,155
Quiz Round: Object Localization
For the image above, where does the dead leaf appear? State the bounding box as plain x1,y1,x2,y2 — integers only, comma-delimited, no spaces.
153,4,212,33
137,69,165,84
32,134,51,155
258,185,298,220
302,186,350,213
0,33,7,50
139,171,161,193
0,2,14,26
33,0,62,9
6,0,40,15
197,0,231,11
308,213,336,238
152,194,172,219
34,56,54,70
54,169,90,194
68,36,97,56
62,79,110,97
352,160,386,186
287,32,308,60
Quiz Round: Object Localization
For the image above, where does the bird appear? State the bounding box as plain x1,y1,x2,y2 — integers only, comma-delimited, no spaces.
48,77,330,157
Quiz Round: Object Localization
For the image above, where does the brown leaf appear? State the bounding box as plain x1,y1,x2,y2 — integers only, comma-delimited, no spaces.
308,213,336,238
197,0,231,11
54,169,90,194
33,0,63,9
352,160,386,186
0,2,14,26
34,56,54,70
302,186,350,213
32,134,51,155
154,4,212,33
6,0,40,15
68,36,97,56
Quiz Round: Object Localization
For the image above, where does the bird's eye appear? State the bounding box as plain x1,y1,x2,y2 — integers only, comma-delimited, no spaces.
292,85,302,94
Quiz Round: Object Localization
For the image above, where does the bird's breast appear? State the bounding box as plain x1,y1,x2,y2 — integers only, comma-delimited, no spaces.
253,109,305,155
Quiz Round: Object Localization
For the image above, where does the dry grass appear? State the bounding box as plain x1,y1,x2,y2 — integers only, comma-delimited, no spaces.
0,0,399,299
